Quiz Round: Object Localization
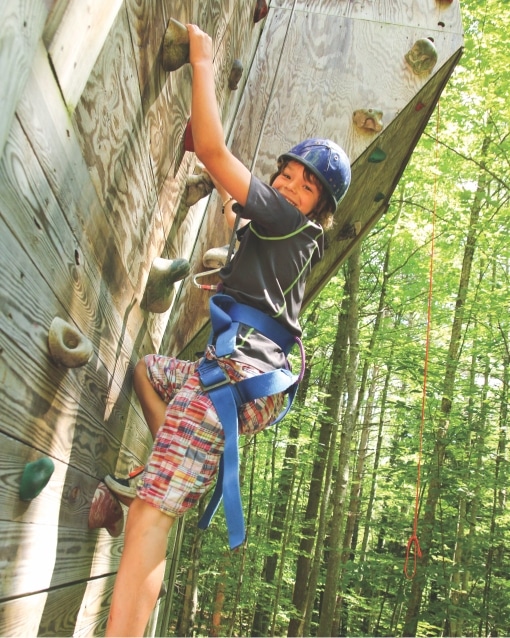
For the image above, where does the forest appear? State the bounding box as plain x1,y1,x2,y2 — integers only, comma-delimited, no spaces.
165,1,510,636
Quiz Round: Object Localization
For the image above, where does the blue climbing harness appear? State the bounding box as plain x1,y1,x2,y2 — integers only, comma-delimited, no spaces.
197,294,304,549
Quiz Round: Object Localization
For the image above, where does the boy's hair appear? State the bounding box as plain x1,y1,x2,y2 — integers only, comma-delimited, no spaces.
270,159,335,231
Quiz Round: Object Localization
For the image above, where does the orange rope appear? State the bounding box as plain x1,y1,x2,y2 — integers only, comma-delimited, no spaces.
404,101,440,579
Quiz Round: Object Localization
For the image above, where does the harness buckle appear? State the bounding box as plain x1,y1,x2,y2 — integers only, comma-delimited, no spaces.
199,361,231,392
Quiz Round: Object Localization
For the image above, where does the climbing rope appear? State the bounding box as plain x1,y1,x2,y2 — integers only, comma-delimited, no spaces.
404,101,440,579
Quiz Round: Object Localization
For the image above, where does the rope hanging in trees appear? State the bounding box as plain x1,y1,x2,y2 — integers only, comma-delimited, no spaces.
404,101,440,580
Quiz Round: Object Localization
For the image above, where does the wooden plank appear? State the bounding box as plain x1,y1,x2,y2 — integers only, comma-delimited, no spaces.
0,519,123,600
47,0,124,110
0,0,47,160
0,574,115,637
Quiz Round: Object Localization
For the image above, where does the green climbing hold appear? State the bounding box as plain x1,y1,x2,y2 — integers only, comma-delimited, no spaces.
19,457,55,501
368,147,387,163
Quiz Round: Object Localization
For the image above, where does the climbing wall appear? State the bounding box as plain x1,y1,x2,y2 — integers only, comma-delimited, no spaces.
0,1,264,635
0,0,462,636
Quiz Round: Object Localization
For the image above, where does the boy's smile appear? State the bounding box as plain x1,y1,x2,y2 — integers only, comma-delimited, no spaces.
272,160,321,216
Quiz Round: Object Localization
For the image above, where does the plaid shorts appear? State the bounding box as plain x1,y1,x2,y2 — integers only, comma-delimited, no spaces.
136,348,284,518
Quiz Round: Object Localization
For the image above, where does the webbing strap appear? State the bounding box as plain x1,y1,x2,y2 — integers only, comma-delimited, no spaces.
197,382,245,549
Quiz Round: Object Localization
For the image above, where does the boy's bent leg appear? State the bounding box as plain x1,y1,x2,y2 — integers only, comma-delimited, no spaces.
133,359,167,439
106,497,175,637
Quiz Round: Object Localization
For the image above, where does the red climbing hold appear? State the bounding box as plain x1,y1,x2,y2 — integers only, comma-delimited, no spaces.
254,0,268,23
88,482,124,537
184,119,194,152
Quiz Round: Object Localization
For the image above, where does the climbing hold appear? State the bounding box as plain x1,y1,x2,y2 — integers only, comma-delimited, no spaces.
141,258,190,313
48,317,94,368
228,59,244,90
203,245,230,269
405,38,438,76
88,482,124,537
185,165,214,207
415,101,426,111
353,109,383,133
253,0,269,23
162,18,190,72
374,192,386,202
368,147,387,163
19,457,55,501
338,221,362,240
184,119,194,153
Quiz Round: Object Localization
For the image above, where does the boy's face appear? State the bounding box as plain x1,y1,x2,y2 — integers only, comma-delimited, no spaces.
272,160,321,216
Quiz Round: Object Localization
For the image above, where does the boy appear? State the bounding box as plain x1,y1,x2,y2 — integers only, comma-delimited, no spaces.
105,23,350,636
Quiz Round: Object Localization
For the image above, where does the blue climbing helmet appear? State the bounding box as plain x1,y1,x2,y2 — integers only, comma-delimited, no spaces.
279,138,351,209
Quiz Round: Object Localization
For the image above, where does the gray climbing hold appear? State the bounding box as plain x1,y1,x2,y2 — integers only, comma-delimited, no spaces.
228,59,243,90
162,18,190,72
185,166,214,207
48,317,94,368
141,258,190,313
203,245,230,269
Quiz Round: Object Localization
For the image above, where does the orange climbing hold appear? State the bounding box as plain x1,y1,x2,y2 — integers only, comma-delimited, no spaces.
88,482,124,537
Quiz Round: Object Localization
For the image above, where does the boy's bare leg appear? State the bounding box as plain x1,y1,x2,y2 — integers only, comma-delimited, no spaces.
133,359,166,439
106,497,175,637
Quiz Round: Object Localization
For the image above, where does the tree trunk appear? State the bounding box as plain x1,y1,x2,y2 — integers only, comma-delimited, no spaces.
287,278,351,636
318,247,361,638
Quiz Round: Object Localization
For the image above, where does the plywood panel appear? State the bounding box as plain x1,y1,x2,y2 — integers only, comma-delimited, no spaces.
0,215,151,475
0,0,47,160
271,0,463,33
47,0,124,110
304,51,463,305
73,6,161,291
16,40,157,359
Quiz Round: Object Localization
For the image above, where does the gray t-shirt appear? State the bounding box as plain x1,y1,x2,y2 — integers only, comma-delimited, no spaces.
218,175,324,371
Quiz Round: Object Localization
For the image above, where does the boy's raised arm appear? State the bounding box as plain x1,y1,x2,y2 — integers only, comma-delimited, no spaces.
187,24,251,207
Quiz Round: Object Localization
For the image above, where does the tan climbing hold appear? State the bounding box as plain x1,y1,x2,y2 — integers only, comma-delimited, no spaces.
162,18,189,72
405,38,438,75
353,109,383,133
203,245,230,269
228,59,243,90
48,317,94,368
88,482,124,537
141,257,190,313
185,165,214,207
